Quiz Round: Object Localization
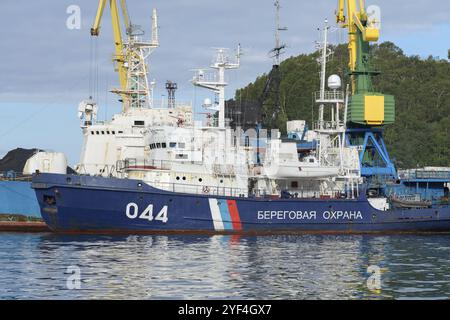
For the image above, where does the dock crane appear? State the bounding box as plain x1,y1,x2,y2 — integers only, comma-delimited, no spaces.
90,0,159,112
336,0,397,181
91,0,130,92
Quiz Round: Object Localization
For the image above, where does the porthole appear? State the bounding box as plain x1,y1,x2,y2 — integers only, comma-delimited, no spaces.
199,178,203,182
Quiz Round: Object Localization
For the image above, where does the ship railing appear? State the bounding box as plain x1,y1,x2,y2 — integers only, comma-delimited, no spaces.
117,159,172,172
0,171,32,181
151,100,193,109
313,121,345,131
150,181,248,197
399,169,450,181
314,91,345,103
75,164,117,177
274,189,357,200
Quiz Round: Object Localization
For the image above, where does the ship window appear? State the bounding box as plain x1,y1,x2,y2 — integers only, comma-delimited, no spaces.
112,131,116,135
199,178,203,182
291,181,299,188
134,120,145,126
169,142,176,148
245,136,250,147
178,143,186,148
151,143,156,149
101,131,105,135
107,131,110,135
309,158,314,163
156,143,161,148
118,131,123,134
90,131,94,135
182,177,186,181
176,176,180,180
162,143,167,148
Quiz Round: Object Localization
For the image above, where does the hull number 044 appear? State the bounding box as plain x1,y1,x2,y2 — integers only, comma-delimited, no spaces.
126,203,168,223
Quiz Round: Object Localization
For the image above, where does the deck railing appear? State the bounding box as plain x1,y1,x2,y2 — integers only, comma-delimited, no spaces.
150,181,248,197
399,170,450,181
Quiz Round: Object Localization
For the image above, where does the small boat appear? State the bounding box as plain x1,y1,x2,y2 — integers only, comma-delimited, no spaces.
389,195,432,209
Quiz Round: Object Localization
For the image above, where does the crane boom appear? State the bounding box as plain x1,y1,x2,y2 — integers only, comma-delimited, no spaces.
336,0,378,73
90,0,128,91
335,0,395,127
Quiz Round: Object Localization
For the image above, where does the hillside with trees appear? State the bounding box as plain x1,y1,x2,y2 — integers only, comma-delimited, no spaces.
232,42,450,169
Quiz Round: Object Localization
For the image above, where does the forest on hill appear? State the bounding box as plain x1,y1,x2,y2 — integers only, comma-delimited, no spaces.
232,42,450,169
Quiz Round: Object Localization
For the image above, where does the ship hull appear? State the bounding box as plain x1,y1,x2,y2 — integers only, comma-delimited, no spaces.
32,173,450,234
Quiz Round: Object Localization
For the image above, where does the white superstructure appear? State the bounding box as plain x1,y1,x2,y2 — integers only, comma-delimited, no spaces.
75,11,362,200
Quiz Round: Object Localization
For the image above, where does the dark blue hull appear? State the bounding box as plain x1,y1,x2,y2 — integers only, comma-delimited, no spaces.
32,173,450,234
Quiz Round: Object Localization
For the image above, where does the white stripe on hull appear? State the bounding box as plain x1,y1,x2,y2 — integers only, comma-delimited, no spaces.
208,198,225,231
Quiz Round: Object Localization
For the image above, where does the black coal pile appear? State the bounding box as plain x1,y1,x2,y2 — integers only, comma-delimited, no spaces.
0,148,41,173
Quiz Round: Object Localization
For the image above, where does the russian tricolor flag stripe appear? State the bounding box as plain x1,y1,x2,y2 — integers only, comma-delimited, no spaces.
208,198,225,231
208,199,242,231
227,200,242,231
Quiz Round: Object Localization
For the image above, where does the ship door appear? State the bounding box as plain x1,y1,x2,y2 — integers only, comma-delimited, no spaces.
43,159,51,172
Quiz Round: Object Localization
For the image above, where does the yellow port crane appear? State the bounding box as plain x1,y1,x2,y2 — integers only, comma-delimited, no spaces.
335,0,395,127
89,1,159,112
335,0,397,179
91,0,130,92
336,0,379,76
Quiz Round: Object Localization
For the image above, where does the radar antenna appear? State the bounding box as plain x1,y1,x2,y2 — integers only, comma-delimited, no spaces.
270,0,287,65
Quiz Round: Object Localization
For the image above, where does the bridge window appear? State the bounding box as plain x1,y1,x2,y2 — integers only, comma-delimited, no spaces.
245,136,250,147
134,120,145,126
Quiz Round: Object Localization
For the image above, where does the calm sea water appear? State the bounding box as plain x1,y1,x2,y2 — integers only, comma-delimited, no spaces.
0,233,449,300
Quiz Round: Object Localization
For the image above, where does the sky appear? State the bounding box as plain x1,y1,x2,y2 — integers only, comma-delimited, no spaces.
0,0,449,165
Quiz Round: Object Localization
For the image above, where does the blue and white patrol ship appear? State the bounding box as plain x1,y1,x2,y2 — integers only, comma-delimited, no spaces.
32,2,450,234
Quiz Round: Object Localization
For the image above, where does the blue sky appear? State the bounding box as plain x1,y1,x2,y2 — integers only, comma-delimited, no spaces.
0,0,449,165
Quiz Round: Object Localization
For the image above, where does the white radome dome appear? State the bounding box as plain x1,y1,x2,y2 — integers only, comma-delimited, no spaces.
328,75,342,90
203,98,212,108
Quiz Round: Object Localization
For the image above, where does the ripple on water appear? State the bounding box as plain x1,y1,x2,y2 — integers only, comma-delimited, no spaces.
0,233,449,299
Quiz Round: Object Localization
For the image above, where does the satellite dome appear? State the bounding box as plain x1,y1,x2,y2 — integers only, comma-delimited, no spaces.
328,75,341,90
203,98,212,108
